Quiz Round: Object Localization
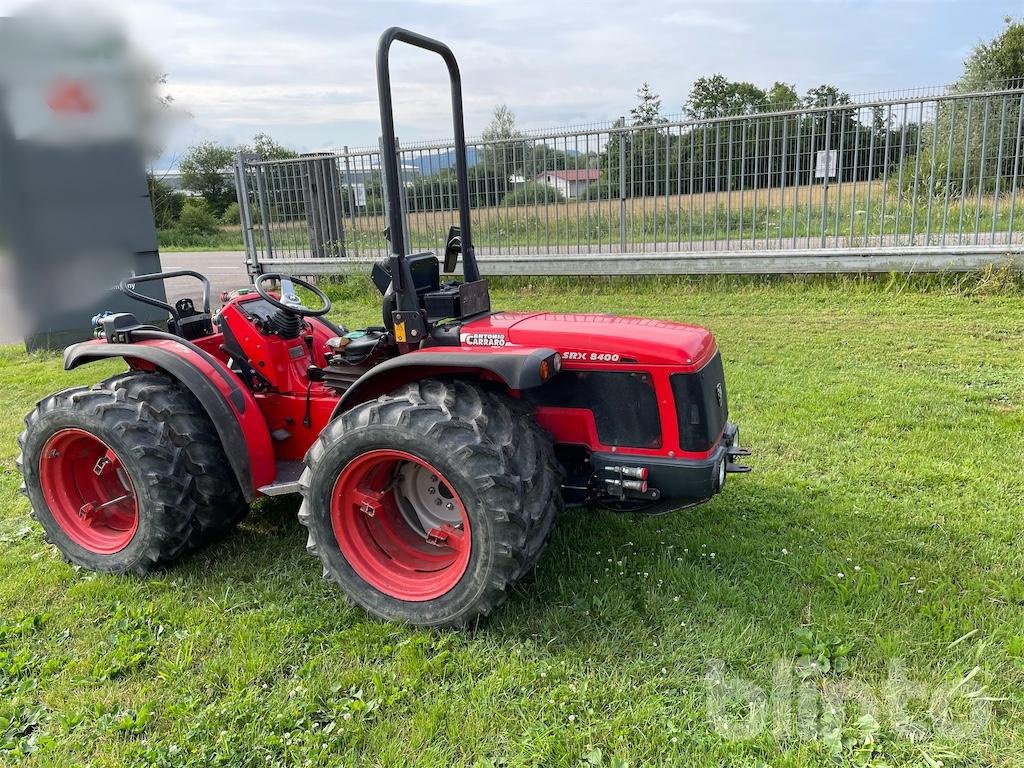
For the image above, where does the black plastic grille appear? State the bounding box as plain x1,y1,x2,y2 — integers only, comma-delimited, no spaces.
524,370,662,448
671,352,728,452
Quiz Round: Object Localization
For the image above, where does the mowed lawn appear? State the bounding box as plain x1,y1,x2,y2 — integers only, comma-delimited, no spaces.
1,275,1023,767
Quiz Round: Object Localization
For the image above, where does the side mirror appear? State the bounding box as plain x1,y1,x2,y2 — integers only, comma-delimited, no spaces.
443,225,461,273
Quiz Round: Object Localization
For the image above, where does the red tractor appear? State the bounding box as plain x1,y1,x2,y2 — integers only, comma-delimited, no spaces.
17,28,749,627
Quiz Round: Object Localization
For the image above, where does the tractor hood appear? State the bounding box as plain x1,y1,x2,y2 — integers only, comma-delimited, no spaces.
459,312,717,368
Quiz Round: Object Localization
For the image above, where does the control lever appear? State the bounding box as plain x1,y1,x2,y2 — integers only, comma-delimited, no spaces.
302,335,324,428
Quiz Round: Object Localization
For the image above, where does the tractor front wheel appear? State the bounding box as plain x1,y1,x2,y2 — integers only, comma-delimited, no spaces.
298,379,536,628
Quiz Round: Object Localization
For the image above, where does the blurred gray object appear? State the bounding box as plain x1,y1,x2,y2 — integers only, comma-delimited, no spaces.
0,11,166,351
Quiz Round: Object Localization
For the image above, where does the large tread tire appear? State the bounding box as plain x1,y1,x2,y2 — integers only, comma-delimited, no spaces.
479,392,563,582
17,383,198,574
297,378,533,628
102,372,248,547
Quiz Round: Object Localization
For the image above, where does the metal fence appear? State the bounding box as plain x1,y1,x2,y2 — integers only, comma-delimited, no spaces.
235,84,1024,275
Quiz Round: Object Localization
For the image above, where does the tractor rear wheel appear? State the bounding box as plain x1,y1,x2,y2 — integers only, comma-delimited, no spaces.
298,379,538,628
480,391,562,582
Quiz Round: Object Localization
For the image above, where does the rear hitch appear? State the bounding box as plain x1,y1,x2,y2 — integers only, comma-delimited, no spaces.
726,445,752,473
599,465,661,502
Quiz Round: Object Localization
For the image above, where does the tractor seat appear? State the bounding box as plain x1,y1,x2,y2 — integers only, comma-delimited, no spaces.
327,329,390,365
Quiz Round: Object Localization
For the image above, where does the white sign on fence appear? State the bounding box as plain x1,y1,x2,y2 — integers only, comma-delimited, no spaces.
815,149,837,179
350,183,367,207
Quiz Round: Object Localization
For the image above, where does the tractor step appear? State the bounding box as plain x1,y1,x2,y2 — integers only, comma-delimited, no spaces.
258,460,305,497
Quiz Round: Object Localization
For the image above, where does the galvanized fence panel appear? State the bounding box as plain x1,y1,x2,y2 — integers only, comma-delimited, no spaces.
235,85,1024,275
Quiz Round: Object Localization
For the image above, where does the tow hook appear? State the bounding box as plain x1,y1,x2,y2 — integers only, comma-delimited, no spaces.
725,444,752,474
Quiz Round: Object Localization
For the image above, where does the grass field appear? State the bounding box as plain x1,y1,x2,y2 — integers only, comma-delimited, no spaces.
160,183,1024,254
1,274,1023,766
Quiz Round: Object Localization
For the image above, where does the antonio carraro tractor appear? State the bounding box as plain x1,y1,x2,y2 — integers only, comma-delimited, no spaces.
17,28,749,627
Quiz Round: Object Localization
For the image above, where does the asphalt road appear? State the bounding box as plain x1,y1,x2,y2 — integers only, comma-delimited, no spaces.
160,251,251,306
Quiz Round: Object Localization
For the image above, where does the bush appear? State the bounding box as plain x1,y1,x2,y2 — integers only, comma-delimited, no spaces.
148,175,185,230
176,199,219,237
500,182,565,207
220,202,241,226
580,178,615,201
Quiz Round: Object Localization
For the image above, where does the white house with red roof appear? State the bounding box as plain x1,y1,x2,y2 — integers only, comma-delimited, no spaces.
535,168,600,198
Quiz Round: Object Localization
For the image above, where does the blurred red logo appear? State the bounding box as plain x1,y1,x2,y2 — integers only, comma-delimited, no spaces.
46,79,95,115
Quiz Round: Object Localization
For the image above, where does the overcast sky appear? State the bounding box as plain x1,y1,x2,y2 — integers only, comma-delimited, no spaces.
2,0,1020,167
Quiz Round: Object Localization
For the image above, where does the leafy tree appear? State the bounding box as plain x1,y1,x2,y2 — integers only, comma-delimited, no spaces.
803,84,851,108
685,75,765,118
179,141,236,214
249,132,298,161
899,17,1024,198
956,16,1024,90
766,82,800,111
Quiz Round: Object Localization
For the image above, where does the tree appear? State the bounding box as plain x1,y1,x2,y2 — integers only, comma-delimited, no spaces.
765,82,799,112
481,104,520,142
179,141,236,214
685,75,766,118
480,104,525,199
249,132,298,161
957,16,1024,90
894,17,1024,199
802,84,851,108
630,82,663,125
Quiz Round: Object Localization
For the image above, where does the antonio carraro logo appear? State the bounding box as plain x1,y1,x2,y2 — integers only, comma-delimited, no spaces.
460,332,507,347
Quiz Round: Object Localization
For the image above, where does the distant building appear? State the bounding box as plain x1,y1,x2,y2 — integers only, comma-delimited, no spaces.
535,168,600,198
149,169,205,196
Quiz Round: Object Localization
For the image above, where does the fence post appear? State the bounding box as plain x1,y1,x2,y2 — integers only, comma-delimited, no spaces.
820,94,833,248
233,152,259,276
342,145,358,257
618,116,627,252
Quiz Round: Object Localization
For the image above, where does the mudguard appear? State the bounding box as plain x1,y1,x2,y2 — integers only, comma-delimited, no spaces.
331,346,560,418
63,338,276,500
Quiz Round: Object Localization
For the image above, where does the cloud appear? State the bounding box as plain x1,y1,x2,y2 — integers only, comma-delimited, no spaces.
660,8,750,33
0,0,1000,167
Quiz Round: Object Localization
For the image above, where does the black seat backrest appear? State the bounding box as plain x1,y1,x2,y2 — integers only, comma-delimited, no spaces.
371,252,440,297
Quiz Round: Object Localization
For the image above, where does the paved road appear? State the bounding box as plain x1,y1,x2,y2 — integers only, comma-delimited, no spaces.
160,251,251,306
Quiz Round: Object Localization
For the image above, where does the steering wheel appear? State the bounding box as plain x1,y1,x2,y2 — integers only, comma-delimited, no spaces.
253,273,332,317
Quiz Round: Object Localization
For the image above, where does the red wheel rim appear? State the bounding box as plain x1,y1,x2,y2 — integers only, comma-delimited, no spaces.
330,449,471,601
38,429,139,555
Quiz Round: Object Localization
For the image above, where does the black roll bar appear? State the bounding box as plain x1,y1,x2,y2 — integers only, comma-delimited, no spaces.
118,269,211,320
376,27,481,308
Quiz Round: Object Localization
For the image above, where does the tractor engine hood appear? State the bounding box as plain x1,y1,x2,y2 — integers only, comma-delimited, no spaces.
458,312,717,368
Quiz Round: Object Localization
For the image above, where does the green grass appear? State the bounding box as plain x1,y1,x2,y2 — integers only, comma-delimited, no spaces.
1,274,1024,766
159,190,1024,254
